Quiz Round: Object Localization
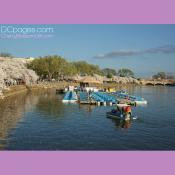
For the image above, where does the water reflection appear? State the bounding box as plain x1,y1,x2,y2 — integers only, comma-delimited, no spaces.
0,91,39,149
35,91,65,118
109,118,132,129
0,87,156,140
0,87,175,150
78,104,96,113
0,89,63,149
79,103,133,129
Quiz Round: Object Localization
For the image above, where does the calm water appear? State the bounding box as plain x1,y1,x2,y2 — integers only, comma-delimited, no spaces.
0,86,175,150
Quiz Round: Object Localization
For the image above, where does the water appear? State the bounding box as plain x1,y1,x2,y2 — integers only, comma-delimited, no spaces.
0,86,175,150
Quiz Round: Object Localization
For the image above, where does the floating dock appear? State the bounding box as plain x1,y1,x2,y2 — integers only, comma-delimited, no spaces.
62,90,147,106
78,92,118,106
79,92,91,104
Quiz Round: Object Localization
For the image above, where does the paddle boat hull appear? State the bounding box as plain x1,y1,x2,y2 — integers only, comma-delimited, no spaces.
116,91,148,105
106,112,131,121
62,91,78,103
135,100,148,105
106,112,122,119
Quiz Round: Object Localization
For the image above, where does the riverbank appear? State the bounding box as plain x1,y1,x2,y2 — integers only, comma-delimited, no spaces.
0,82,77,100
0,81,137,100
1,80,175,101
2,85,28,99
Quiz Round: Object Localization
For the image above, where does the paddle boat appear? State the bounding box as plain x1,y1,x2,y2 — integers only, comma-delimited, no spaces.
127,95,147,105
116,91,148,105
91,92,117,105
106,104,132,121
62,91,78,103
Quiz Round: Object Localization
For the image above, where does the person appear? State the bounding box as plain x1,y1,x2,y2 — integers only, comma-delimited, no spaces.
123,106,132,120
125,106,131,114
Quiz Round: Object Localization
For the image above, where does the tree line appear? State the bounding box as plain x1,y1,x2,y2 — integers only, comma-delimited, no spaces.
27,55,135,81
2,53,173,81
152,72,175,80
0,52,13,58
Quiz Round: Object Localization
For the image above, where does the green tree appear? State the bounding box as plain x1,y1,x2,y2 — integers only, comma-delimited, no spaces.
106,73,113,78
0,52,13,58
62,62,77,77
152,72,167,80
102,68,117,78
118,68,134,77
27,55,70,80
167,75,175,79
73,61,102,75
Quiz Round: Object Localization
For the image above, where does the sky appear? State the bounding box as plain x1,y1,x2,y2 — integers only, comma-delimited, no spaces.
0,24,175,77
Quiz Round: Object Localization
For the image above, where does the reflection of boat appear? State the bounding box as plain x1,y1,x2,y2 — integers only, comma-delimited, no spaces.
106,104,132,121
110,118,132,129
106,111,131,121
57,86,76,94
56,89,65,94
62,91,78,103
106,111,122,119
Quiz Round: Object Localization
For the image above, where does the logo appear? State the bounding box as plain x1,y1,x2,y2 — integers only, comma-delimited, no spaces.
0,25,54,39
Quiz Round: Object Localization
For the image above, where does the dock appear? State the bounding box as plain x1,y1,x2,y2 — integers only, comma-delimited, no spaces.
79,92,90,104
78,92,118,106
62,90,145,106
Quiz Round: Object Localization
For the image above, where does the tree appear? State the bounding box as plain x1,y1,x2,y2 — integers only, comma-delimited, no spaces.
73,61,102,76
167,75,175,79
27,55,70,81
152,72,167,80
106,73,113,78
0,52,13,58
102,68,117,77
118,68,134,77
62,62,77,77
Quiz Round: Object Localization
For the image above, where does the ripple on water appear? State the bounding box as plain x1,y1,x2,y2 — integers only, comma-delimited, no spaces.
0,87,174,150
